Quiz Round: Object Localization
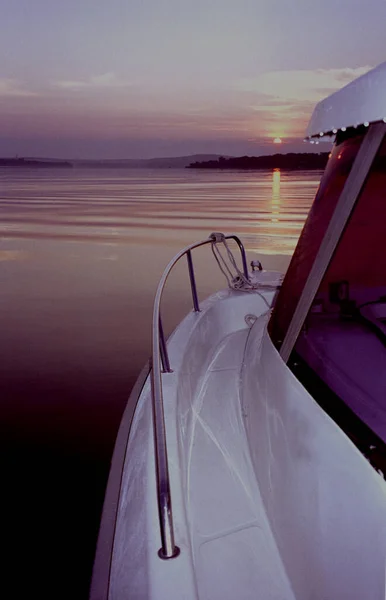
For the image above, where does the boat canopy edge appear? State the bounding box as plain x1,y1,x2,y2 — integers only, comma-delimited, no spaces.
305,62,386,141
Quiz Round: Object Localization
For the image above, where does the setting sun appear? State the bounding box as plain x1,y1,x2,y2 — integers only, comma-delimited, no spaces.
273,137,282,144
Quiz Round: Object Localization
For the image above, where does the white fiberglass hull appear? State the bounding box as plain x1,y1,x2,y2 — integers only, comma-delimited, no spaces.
91,284,386,600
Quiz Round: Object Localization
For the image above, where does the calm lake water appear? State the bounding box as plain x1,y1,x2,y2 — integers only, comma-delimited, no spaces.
0,167,320,598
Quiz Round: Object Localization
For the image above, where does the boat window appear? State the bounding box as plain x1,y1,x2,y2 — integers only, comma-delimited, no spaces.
292,132,386,448
269,132,364,348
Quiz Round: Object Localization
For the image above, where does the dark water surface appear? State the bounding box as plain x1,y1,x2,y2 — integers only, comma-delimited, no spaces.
0,167,320,597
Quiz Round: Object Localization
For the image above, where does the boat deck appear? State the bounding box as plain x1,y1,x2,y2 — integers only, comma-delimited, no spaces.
187,328,294,600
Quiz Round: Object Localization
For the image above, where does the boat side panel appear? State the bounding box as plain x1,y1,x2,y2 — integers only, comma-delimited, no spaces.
242,316,386,600
89,362,150,600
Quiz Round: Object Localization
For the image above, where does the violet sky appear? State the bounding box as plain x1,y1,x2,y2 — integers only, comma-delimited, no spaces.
1,0,386,158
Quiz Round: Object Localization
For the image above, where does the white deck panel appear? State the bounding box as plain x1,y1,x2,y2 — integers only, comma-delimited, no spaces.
188,329,295,600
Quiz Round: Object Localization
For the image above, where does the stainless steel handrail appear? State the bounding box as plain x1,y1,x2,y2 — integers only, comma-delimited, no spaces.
151,234,248,559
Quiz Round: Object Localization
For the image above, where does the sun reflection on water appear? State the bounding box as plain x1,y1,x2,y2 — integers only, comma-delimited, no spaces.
271,168,281,222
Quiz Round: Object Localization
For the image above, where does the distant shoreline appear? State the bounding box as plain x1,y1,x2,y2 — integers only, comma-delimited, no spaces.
0,158,72,168
0,152,331,170
187,153,330,170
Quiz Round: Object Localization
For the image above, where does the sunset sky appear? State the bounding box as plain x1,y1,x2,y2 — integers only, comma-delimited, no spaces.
1,0,386,158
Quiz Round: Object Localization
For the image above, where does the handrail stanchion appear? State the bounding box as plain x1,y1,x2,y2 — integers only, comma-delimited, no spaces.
151,233,252,560
159,317,171,373
186,250,200,312
230,235,249,280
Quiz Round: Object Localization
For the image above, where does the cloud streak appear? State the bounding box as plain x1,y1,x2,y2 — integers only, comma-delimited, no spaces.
237,66,372,103
0,79,37,97
53,72,133,91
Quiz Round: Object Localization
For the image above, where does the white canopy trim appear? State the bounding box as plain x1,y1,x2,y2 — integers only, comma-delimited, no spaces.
305,62,386,141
